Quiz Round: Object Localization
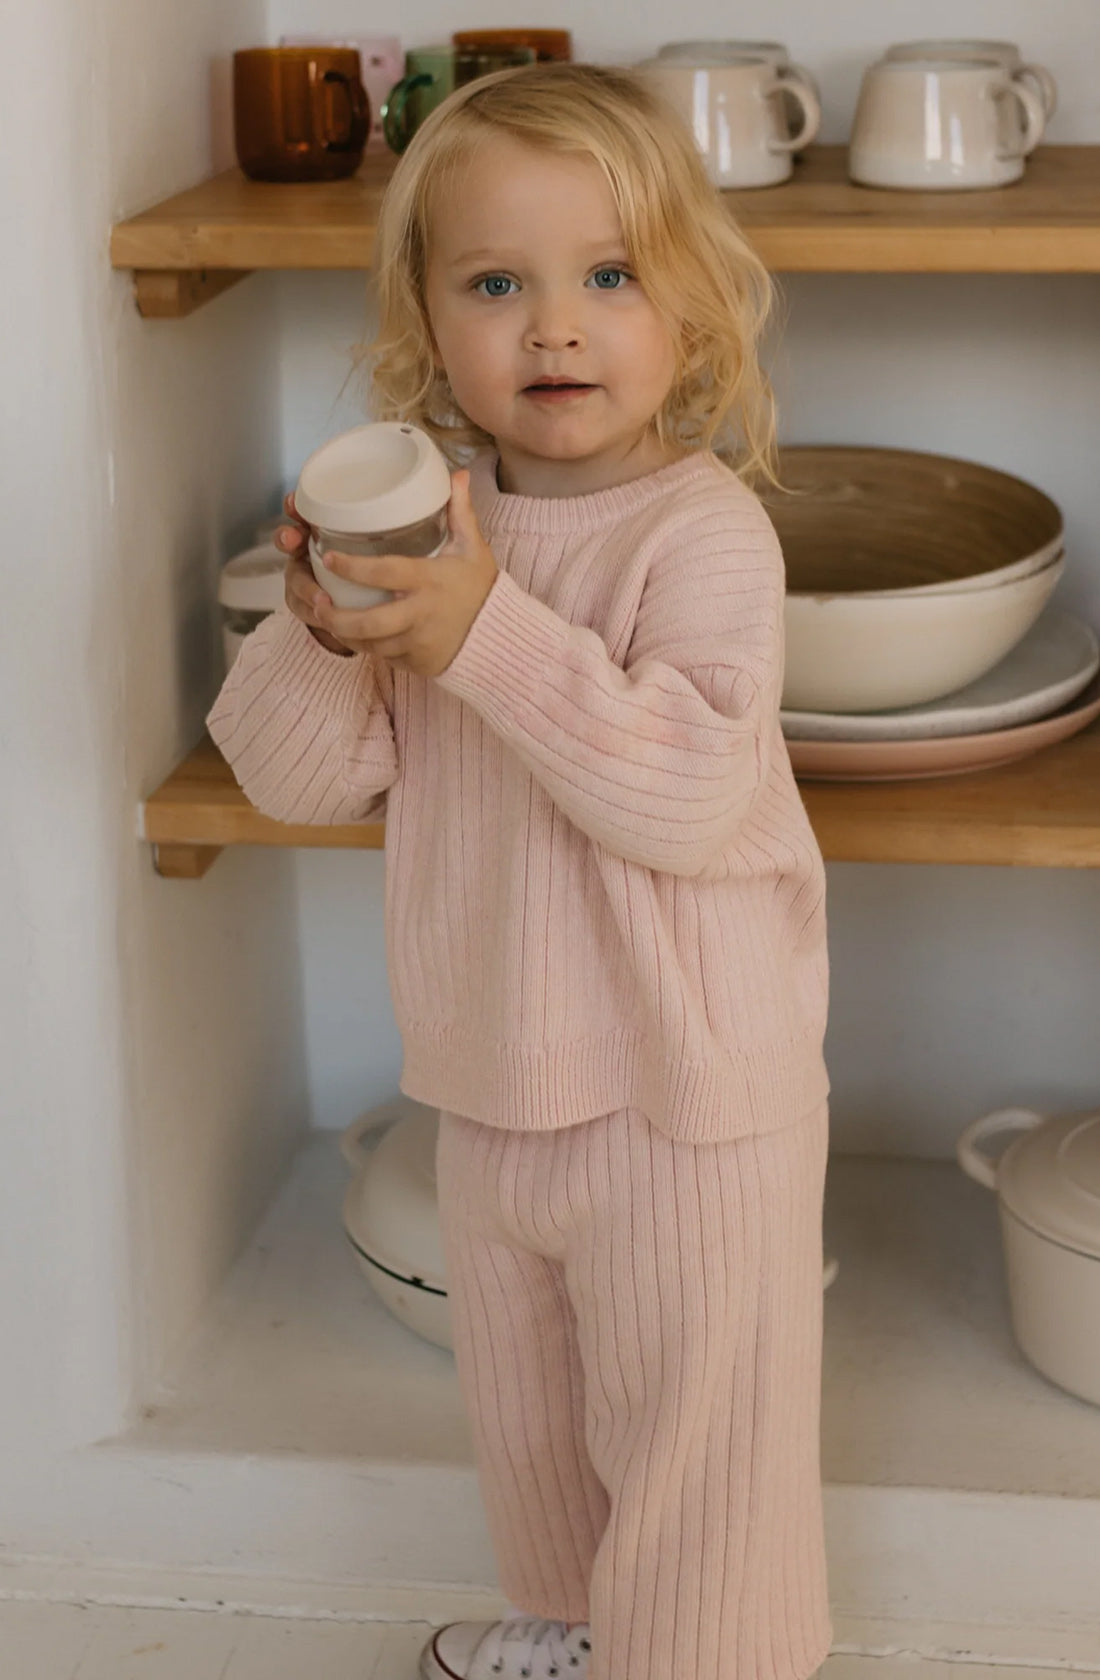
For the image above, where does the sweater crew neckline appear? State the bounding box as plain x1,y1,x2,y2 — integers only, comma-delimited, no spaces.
469,448,723,534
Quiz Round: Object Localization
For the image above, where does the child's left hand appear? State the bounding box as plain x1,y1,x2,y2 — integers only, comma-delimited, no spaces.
314,470,498,678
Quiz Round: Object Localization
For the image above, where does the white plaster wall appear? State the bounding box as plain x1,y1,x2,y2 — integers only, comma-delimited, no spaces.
268,0,1100,1154
0,0,306,1501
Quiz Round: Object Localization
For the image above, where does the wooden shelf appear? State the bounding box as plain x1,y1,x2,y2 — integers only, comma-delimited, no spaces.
111,145,1100,315
143,737,384,877
143,725,1100,877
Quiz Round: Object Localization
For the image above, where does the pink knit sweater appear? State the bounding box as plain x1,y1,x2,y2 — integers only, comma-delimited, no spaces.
207,447,829,1141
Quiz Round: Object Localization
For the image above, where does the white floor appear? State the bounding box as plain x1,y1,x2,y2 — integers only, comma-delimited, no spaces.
0,1600,1088,1680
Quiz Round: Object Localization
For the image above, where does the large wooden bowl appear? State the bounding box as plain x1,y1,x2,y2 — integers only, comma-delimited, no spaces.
767,446,1063,597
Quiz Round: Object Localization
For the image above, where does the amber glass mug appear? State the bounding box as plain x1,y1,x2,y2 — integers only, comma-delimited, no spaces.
233,47,370,182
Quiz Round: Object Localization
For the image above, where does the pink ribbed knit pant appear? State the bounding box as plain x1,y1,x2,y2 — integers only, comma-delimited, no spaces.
435,1103,832,1680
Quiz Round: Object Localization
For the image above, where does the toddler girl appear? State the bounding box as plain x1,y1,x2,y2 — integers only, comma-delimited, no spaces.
208,61,831,1680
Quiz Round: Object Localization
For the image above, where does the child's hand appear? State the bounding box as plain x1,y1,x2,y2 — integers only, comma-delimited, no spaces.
276,493,355,658
312,470,498,678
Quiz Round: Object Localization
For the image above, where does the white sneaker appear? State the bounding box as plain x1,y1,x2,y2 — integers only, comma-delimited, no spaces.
420,1617,592,1680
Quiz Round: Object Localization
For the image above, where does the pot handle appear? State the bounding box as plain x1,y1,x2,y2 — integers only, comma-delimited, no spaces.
956,1107,1047,1190
340,1098,408,1171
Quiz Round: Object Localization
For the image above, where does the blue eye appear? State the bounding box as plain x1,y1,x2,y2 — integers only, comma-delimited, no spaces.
474,275,517,298
589,267,632,290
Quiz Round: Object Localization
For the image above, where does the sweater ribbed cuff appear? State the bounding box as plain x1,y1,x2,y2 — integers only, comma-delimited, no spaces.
206,609,382,824
252,610,367,709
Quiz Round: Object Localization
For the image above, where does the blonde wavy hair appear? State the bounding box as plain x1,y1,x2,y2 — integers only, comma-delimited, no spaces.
362,61,779,485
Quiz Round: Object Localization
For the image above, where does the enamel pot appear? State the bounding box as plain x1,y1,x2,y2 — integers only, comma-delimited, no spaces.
340,1096,454,1351
957,1105,1100,1406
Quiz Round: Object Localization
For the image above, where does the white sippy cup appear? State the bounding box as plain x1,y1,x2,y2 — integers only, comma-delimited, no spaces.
294,422,453,610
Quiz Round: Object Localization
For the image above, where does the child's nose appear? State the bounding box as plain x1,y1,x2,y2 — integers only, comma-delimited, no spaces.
524,309,585,353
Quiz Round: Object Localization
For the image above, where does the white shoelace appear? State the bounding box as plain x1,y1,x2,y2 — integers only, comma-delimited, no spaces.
478,1618,591,1679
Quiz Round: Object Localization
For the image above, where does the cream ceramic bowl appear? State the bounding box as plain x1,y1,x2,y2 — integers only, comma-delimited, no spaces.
782,552,1063,712
770,446,1064,598
771,445,1066,711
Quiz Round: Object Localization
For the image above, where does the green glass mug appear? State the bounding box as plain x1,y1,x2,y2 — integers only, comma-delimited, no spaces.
382,44,535,152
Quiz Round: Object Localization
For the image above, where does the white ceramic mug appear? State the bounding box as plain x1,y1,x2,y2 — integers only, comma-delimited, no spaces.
884,39,1057,120
848,58,1045,191
656,40,820,134
639,55,820,188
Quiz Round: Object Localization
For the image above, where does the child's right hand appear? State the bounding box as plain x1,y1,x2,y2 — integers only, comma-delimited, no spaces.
276,493,355,657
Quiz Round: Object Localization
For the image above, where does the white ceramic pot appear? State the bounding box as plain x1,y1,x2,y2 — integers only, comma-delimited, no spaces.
782,552,1063,712
957,1106,1100,1406
340,1097,454,1351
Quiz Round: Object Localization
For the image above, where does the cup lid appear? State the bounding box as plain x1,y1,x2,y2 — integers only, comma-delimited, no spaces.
294,422,452,535
217,544,287,611
998,1109,1100,1259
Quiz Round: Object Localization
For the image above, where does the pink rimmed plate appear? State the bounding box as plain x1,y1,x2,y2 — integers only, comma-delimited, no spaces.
787,675,1100,782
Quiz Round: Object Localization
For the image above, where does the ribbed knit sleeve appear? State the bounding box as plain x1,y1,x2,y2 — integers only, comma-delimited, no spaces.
206,608,397,824
435,504,781,876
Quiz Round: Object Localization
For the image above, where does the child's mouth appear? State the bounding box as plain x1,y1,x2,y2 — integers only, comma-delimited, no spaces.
523,382,597,401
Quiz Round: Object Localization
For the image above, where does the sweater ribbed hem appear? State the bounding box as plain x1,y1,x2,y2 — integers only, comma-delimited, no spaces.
398,1022,829,1142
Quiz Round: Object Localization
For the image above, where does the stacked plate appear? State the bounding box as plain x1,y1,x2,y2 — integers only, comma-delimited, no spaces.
767,447,1100,780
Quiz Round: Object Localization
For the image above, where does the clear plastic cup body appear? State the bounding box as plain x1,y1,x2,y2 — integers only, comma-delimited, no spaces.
317,509,448,560
309,507,449,608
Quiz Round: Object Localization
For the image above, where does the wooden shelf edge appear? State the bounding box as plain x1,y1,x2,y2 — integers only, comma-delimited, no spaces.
801,809,1100,869
142,729,1100,876
756,227,1100,273
109,148,1100,312
142,737,385,872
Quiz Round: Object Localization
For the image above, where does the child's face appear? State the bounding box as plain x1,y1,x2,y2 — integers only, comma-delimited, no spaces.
424,134,681,495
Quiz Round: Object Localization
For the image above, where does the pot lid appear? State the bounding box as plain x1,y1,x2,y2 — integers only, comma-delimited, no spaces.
294,422,451,535
342,1103,448,1292
999,1108,1100,1258
217,544,287,611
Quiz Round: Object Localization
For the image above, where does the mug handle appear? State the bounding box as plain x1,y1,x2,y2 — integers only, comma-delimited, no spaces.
956,1106,1045,1191
313,69,370,154
767,71,821,153
999,77,1046,159
1016,60,1057,121
381,70,434,154
786,60,821,104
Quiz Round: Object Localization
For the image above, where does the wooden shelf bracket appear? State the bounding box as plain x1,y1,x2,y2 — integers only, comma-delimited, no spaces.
152,842,225,879
133,269,252,319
